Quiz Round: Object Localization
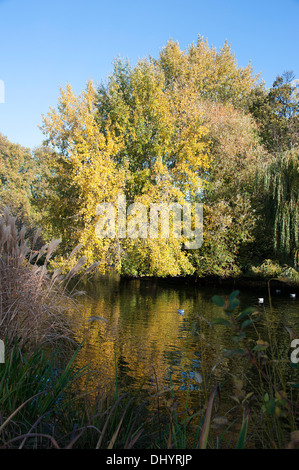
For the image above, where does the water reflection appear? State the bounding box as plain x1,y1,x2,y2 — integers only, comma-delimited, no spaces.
74,276,298,404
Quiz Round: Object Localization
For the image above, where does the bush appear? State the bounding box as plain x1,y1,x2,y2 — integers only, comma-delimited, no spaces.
250,259,283,278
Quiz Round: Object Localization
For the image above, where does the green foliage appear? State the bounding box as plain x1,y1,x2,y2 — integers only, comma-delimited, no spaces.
0,344,85,435
0,133,39,230
0,344,144,449
211,291,299,447
260,148,299,263
250,71,299,153
251,259,284,278
246,73,299,268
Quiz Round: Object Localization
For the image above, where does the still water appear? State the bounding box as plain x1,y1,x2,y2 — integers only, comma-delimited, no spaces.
74,275,298,411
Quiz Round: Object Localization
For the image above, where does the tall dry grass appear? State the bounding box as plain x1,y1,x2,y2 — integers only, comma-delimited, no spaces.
0,208,91,351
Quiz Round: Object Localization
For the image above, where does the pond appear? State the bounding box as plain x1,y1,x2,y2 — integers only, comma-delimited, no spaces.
68,276,299,446
74,276,299,406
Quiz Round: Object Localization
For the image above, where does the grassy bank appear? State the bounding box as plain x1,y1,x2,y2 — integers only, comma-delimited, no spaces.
118,272,299,294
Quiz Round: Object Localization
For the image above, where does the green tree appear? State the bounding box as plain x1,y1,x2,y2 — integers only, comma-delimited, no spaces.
250,71,299,153
248,73,299,266
189,101,267,276
260,148,299,264
0,133,38,229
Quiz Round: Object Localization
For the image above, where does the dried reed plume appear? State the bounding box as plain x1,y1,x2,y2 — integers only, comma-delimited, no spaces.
0,208,88,351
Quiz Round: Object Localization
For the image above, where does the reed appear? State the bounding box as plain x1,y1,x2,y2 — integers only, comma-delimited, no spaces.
209,290,299,448
0,343,145,449
0,208,86,351
1,212,297,448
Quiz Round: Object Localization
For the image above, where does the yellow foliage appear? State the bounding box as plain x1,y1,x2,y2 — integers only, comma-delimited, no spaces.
40,81,126,273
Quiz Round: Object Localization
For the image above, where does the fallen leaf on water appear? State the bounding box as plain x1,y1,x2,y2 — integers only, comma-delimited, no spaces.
86,316,107,323
211,416,229,429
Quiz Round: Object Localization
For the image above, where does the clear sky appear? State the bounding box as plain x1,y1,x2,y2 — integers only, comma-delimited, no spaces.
0,0,298,150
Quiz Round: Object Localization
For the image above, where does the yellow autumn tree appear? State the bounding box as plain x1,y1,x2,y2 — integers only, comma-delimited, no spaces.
39,81,126,271
157,36,258,109
39,36,264,277
155,37,267,276
97,58,210,276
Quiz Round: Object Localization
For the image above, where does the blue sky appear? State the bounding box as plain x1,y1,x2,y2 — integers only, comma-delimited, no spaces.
0,0,298,150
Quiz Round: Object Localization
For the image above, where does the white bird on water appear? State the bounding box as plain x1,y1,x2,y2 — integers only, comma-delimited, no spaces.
290,293,296,299
258,298,264,304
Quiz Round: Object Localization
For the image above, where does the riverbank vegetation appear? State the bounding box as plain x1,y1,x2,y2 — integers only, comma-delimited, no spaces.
0,217,298,449
0,211,143,448
0,212,298,448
